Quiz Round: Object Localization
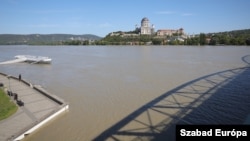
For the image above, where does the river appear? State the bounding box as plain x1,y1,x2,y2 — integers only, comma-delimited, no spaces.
0,45,249,141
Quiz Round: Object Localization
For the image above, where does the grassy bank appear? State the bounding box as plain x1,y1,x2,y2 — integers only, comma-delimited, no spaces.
0,89,18,121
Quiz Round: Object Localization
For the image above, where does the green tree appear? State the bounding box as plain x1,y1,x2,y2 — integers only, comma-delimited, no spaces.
83,40,89,45
209,37,217,45
199,33,206,45
230,38,237,45
237,37,245,45
219,35,230,45
152,38,162,45
246,38,250,45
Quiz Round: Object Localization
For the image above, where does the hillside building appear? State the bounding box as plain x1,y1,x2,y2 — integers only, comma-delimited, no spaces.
157,28,184,36
140,17,155,35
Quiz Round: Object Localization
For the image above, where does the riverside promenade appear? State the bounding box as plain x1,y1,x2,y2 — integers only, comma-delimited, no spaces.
0,73,69,141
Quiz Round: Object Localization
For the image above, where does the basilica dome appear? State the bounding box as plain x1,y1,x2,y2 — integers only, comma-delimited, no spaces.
141,17,149,23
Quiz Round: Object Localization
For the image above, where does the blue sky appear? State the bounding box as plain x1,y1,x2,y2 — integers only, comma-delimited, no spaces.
1,0,250,37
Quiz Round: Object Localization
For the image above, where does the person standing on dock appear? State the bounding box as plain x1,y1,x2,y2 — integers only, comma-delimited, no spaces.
19,74,21,81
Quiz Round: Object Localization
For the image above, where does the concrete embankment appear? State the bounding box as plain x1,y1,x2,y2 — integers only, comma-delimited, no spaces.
0,72,69,141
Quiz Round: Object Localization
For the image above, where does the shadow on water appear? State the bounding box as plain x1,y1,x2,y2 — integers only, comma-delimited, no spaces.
242,55,250,65
93,55,250,141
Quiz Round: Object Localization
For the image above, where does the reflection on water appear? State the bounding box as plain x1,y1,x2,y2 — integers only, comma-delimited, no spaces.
0,45,249,141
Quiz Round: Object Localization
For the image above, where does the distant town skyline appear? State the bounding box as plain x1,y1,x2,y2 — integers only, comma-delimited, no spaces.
1,0,250,37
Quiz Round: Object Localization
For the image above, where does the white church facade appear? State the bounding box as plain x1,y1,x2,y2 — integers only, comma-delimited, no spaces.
140,17,155,35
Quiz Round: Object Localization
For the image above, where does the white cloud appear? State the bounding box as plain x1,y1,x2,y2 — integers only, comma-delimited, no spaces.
155,11,176,15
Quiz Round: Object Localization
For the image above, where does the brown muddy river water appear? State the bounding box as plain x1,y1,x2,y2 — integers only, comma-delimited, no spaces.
0,45,250,141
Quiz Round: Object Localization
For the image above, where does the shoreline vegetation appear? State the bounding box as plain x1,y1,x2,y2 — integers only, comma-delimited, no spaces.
96,29,250,46
0,29,250,46
0,88,18,121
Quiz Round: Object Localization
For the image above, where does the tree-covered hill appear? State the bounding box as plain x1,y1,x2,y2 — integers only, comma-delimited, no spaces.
0,34,102,45
98,29,250,45
206,29,250,45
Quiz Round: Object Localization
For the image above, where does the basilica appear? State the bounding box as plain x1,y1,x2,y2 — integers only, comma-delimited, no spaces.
139,17,155,35
138,17,184,36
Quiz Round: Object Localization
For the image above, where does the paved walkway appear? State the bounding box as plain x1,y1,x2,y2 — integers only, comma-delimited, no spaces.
0,73,67,141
